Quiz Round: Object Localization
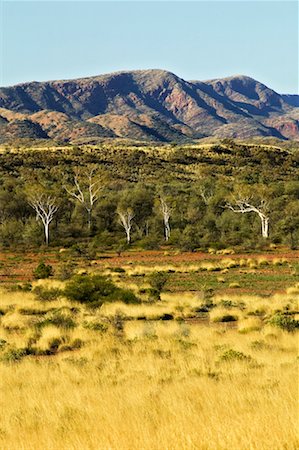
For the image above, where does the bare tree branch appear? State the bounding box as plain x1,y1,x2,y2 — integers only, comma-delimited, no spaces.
226,197,270,238
64,168,101,230
200,187,213,205
117,209,134,244
28,194,59,245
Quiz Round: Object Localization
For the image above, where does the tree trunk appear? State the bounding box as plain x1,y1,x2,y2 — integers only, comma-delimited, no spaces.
87,209,92,231
45,223,49,246
261,216,269,238
165,221,170,241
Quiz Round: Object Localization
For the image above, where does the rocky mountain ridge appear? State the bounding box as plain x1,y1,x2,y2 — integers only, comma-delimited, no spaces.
0,69,298,143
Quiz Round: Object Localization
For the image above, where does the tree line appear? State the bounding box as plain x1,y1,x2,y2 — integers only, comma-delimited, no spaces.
0,165,298,251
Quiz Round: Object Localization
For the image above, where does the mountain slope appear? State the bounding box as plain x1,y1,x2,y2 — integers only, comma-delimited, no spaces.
0,70,298,142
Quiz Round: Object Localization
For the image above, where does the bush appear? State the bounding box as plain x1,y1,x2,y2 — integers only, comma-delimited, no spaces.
64,275,116,305
1,348,27,363
268,314,299,332
82,321,108,332
138,236,160,250
147,288,161,302
115,241,129,256
59,338,84,352
33,262,53,279
0,220,23,247
179,225,200,252
36,311,76,330
111,267,126,273
117,289,140,304
212,314,238,323
160,313,174,321
111,312,125,336
57,262,75,280
219,349,251,362
46,338,62,353
0,339,7,349
148,271,169,300
33,286,62,301
16,283,32,292
64,274,140,306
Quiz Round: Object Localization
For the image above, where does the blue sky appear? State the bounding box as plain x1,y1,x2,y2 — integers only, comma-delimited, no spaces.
1,1,298,93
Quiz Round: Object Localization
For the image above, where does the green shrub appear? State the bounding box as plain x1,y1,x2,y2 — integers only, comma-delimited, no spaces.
64,274,140,306
111,312,125,336
115,241,129,256
33,262,53,279
268,314,299,332
47,338,63,353
160,313,174,321
64,275,116,305
194,298,215,313
60,338,84,352
148,271,169,300
138,236,160,250
0,348,27,363
83,321,108,332
219,299,245,309
57,262,75,280
149,271,169,291
36,311,76,330
16,283,32,292
147,288,161,302
117,289,140,304
0,339,7,349
33,286,62,301
219,349,251,362
111,267,126,273
212,314,238,323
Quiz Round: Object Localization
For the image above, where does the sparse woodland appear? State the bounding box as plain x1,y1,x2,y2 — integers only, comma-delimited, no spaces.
0,140,298,251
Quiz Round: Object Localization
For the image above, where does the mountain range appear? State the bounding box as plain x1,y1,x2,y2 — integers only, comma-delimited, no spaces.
0,69,298,143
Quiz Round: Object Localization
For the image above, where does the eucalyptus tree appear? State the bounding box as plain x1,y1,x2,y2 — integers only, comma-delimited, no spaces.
159,197,171,241
117,208,134,244
226,198,270,238
64,167,102,231
28,193,59,245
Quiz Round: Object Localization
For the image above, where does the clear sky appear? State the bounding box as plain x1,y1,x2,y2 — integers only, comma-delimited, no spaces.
1,1,298,93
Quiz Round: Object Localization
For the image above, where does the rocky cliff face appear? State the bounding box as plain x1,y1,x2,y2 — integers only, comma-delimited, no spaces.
0,70,298,143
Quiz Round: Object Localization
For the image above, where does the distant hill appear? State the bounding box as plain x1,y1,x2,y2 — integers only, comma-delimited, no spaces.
0,70,298,143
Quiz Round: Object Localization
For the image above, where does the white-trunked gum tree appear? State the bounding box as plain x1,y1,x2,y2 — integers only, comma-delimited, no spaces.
226,198,270,238
159,197,171,241
28,193,59,245
117,208,134,244
64,167,102,231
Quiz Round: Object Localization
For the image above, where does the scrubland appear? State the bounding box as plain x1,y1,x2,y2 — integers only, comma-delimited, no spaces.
0,250,298,450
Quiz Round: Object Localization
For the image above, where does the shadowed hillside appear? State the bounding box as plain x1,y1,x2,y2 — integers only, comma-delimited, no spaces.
0,70,298,143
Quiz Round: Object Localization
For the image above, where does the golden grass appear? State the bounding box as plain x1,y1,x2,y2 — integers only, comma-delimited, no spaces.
0,282,298,449
0,326,298,450
106,256,291,278
209,307,241,322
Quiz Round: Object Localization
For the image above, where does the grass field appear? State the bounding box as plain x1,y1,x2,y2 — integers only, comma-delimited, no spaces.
0,248,298,449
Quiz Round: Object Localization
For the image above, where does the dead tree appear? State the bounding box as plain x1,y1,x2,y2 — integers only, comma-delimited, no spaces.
200,187,213,205
28,194,59,245
226,198,269,238
64,168,101,230
117,209,134,244
160,197,171,241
